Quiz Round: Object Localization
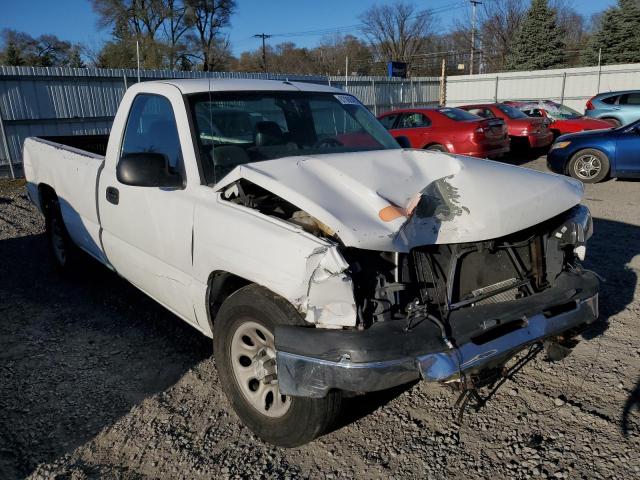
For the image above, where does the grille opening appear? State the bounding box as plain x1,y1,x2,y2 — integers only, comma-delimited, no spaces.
471,318,527,345
543,301,577,318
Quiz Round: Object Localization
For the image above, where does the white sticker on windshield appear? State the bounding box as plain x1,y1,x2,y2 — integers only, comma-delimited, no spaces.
334,94,361,105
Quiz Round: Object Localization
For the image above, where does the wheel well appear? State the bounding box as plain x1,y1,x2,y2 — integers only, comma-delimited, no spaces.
38,184,57,215
205,271,251,330
600,116,620,125
423,142,446,150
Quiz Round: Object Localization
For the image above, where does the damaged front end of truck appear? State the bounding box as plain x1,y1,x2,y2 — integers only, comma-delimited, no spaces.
216,149,599,404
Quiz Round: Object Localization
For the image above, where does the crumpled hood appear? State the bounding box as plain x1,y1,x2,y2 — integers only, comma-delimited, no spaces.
216,149,584,252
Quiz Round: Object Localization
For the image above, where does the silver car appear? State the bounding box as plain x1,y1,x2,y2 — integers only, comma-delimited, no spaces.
585,90,640,127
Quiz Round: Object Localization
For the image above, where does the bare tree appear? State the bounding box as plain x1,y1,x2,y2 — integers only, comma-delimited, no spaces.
359,1,434,69
162,0,191,68
477,0,528,72
185,0,236,71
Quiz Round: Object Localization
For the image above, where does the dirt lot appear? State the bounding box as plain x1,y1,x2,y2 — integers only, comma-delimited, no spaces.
1,157,639,480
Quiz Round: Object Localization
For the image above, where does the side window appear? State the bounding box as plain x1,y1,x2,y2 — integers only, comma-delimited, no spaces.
524,109,544,118
379,113,399,129
467,108,494,118
398,113,431,128
121,94,183,170
620,93,640,105
602,95,618,105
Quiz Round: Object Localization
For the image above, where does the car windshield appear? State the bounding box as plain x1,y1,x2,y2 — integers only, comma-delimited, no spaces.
437,107,481,121
188,91,400,184
496,104,529,119
543,103,582,120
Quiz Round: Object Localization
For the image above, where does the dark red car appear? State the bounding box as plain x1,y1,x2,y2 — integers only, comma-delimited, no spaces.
459,103,553,149
378,107,510,158
504,100,612,138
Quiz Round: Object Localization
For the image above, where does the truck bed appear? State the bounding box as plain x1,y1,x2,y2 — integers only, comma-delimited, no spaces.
23,135,109,266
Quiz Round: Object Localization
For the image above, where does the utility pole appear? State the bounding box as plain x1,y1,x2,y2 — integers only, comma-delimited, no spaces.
254,33,272,72
469,0,482,75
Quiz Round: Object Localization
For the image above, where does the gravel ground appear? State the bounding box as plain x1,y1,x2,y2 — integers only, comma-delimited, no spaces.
1,157,639,480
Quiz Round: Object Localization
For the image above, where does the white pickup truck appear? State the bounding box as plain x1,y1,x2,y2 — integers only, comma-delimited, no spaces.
24,79,599,447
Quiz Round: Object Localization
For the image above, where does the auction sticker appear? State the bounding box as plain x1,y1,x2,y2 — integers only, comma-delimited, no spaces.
334,94,361,105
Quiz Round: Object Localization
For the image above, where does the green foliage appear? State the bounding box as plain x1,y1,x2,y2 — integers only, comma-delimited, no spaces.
583,0,640,66
0,29,86,67
3,42,23,66
505,0,566,71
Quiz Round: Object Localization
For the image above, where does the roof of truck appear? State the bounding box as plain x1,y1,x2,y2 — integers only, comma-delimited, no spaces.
156,78,344,95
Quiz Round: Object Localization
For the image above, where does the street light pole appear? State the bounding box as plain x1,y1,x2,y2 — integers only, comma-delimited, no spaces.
254,33,272,72
470,0,482,75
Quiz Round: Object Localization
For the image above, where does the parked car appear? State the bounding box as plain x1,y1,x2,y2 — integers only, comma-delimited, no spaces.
547,118,640,183
24,79,599,447
459,103,553,149
585,90,640,127
378,107,510,158
505,100,612,138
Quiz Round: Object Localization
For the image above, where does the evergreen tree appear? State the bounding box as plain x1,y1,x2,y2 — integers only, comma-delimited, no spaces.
505,0,566,71
4,41,23,66
583,0,640,66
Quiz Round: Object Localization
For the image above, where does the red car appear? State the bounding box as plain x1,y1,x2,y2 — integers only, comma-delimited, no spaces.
378,107,510,158
504,100,612,138
459,103,553,149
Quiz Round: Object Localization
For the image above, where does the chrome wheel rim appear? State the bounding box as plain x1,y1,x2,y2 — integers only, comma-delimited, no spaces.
50,216,67,265
574,154,601,180
230,320,291,418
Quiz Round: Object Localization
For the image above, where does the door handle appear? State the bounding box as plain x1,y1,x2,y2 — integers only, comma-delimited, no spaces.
106,186,119,205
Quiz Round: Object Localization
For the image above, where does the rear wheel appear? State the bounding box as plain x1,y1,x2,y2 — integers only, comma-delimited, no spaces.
213,284,342,447
45,196,81,271
568,148,610,183
425,144,447,152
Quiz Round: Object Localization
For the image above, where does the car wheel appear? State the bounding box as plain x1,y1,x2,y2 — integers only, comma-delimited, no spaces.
213,284,342,447
602,118,621,127
568,149,610,183
425,144,447,152
45,196,81,271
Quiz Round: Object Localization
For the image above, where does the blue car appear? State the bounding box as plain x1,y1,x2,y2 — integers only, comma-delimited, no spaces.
585,90,640,127
547,119,640,183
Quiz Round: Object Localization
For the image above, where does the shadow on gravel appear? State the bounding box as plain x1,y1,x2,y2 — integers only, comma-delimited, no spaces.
501,147,549,166
581,218,639,340
622,377,640,437
0,233,211,480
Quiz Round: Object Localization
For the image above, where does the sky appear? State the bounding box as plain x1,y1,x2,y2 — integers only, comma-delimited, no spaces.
0,0,618,57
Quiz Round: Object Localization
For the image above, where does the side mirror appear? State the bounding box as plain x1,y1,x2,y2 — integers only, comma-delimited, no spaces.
117,152,183,188
395,135,412,148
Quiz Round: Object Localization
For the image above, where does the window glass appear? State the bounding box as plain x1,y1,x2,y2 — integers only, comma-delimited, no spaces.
189,91,400,184
398,112,431,128
620,93,640,105
602,95,618,105
437,107,480,121
496,103,529,119
379,113,399,129
522,108,545,118
466,108,495,119
121,94,182,170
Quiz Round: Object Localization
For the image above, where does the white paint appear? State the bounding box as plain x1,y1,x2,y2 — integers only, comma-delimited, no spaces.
24,79,586,336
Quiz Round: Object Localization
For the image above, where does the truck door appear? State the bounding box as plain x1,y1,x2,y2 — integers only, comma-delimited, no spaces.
98,86,199,325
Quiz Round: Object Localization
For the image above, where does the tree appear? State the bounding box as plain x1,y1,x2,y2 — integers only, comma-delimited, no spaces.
184,0,236,71
583,0,640,66
359,1,434,71
0,29,85,67
505,0,566,71
3,41,23,66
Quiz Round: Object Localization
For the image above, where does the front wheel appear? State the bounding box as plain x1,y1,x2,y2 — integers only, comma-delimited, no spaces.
425,144,447,152
568,148,610,183
213,284,342,447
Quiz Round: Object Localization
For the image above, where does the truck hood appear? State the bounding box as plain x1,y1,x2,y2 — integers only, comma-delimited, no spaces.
215,149,584,252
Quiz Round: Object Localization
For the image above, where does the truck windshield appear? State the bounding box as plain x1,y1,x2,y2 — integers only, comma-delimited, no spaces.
188,91,400,184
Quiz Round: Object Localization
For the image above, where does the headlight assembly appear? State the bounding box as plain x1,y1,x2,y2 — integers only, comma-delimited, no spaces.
550,141,571,150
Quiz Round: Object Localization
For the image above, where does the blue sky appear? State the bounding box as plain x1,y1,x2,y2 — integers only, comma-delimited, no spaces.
0,0,617,57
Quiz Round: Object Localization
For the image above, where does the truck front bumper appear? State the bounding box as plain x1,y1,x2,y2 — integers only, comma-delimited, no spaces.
276,272,599,398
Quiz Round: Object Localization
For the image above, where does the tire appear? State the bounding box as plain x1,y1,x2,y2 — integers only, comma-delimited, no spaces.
568,148,610,183
213,284,342,447
425,144,447,152
602,117,621,127
45,196,82,272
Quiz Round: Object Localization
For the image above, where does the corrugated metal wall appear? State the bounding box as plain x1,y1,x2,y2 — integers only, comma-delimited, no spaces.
0,67,440,175
446,63,640,111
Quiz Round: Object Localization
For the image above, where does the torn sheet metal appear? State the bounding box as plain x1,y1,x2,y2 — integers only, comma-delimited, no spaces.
215,149,584,252
304,246,357,327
